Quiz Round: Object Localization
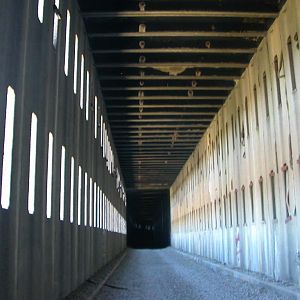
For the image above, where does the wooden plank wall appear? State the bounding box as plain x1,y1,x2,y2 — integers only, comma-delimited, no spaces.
0,1,127,299
170,0,300,286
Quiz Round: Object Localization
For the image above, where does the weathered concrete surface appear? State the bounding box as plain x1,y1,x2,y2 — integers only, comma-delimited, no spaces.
97,248,295,300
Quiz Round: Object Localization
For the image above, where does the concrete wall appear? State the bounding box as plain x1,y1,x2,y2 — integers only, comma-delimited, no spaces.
0,0,126,299
170,0,300,286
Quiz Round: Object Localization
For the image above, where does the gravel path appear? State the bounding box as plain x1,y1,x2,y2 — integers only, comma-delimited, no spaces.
97,248,293,300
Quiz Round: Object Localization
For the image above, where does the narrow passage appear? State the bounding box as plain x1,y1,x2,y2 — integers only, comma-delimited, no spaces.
97,248,290,300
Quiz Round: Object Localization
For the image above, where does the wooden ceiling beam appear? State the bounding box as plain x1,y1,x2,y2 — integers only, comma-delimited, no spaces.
108,112,216,116
115,139,198,143
105,96,226,100
90,31,265,38
103,86,232,91
96,62,247,68
83,11,277,19
109,118,212,122
110,124,208,128
92,48,256,54
111,130,205,134
99,75,237,80
107,104,221,109
113,134,201,138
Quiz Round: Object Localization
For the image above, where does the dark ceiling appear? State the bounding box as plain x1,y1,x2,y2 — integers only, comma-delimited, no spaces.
78,0,285,191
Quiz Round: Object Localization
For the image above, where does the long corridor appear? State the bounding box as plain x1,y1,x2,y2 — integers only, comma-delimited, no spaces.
98,249,291,300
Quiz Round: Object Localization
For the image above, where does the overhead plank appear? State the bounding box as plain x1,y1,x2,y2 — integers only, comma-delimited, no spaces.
96,62,247,68
83,11,277,19
90,31,266,38
92,48,256,54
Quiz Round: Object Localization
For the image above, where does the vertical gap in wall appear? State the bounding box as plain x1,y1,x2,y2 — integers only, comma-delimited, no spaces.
283,171,290,218
70,156,74,223
78,166,82,225
59,145,66,221
223,196,227,228
38,0,45,23
263,72,270,117
64,10,70,76
1,86,16,209
73,35,78,94
250,182,254,223
84,172,87,226
89,177,92,227
287,36,297,91
289,134,293,169
253,85,259,129
80,55,85,109
231,115,235,150
242,187,246,225
235,190,239,226
218,198,221,227
53,0,60,48
229,192,232,227
245,97,249,137
94,96,98,139
28,113,38,215
100,116,103,147
86,71,90,121
259,177,265,221
97,186,100,228
237,107,241,143
46,132,54,218
226,122,229,155
100,190,102,228
214,200,217,229
270,173,277,220
274,55,282,106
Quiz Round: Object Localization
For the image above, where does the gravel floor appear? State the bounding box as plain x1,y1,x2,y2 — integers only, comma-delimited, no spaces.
97,248,293,300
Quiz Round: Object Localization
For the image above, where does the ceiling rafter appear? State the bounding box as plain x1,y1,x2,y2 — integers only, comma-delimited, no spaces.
83,10,277,19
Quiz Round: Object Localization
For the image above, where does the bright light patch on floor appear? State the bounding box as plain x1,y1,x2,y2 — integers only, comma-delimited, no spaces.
28,113,38,215
77,166,82,225
60,146,65,221
70,156,74,223
1,86,16,209
38,0,45,23
73,35,78,94
64,10,71,76
46,132,53,218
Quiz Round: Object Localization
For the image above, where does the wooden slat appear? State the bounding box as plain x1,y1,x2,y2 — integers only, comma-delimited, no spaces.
93,48,256,54
90,31,266,38
103,86,232,91
113,134,202,138
110,124,208,128
96,62,247,68
108,112,217,116
107,104,222,108
109,118,212,122
99,75,238,80
105,96,226,100
83,11,277,19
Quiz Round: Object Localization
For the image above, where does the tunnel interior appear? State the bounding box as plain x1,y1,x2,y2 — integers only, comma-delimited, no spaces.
2,0,300,299
127,190,170,248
